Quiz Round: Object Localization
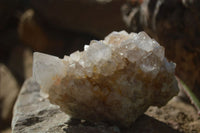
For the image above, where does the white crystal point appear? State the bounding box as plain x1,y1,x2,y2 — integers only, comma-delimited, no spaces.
33,31,178,127
33,52,66,97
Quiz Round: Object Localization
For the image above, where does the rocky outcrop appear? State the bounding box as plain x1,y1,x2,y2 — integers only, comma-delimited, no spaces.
13,78,200,133
12,78,69,133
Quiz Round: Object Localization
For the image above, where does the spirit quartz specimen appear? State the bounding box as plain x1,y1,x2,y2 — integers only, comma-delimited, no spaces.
33,31,178,127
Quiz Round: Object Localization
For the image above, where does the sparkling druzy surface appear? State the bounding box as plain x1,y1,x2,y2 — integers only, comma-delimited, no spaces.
33,31,178,127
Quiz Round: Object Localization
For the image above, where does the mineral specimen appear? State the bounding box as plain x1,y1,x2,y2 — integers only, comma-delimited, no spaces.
33,31,178,127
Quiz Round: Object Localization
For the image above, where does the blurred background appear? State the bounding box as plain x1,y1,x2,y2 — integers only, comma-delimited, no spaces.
0,0,200,132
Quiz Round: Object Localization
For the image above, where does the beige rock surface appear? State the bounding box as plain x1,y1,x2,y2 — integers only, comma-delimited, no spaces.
0,64,19,130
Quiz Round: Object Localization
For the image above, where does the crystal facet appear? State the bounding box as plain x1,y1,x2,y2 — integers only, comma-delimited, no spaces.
33,31,178,127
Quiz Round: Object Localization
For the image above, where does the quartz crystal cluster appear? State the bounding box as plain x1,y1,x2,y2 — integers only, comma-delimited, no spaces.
33,31,178,127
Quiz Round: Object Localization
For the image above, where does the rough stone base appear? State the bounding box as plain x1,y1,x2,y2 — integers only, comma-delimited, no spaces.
12,78,199,133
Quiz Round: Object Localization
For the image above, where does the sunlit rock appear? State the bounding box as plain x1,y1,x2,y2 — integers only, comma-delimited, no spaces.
33,31,178,127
